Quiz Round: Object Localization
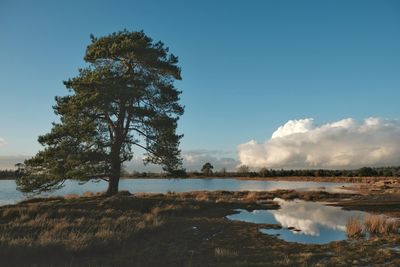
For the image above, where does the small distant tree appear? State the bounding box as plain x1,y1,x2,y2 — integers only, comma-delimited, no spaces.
314,169,325,177
17,30,184,195
259,167,270,177
237,165,250,176
14,163,25,174
357,167,376,177
201,162,214,176
383,168,390,177
168,168,187,178
220,167,227,177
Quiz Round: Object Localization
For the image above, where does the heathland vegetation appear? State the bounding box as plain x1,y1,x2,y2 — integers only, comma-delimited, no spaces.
1,190,399,266
346,214,398,238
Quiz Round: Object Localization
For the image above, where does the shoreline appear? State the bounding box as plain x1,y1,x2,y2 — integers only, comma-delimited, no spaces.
2,175,398,183
123,176,399,183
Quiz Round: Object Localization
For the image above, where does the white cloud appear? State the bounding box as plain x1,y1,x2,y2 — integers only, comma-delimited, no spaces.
270,198,366,235
182,150,238,171
0,155,29,169
124,149,238,172
0,137,6,147
238,117,400,169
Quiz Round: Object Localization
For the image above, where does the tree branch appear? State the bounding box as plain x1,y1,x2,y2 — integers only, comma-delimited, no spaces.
104,113,116,142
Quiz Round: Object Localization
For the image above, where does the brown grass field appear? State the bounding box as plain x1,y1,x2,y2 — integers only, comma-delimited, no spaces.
0,187,399,267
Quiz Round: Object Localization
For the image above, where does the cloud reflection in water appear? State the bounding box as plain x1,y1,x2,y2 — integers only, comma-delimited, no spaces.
227,198,367,244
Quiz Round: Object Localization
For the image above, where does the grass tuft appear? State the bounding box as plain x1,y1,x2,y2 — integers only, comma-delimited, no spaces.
346,217,364,238
214,247,239,258
364,214,398,235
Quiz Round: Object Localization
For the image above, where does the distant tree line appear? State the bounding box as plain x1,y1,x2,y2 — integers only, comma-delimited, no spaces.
0,170,19,180
169,165,400,178
3,164,400,179
250,166,400,178
0,163,25,179
124,165,400,178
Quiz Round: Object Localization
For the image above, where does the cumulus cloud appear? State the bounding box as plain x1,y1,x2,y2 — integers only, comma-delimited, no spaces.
182,150,238,171
238,117,400,169
0,155,29,169
0,137,6,147
124,149,238,172
270,198,366,236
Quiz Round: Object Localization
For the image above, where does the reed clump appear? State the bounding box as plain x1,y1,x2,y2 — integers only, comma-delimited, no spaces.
364,214,398,235
346,217,364,238
346,214,399,238
214,247,239,258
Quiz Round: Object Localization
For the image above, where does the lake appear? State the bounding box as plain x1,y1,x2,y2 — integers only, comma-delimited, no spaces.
227,198,367,244
0,178,354,206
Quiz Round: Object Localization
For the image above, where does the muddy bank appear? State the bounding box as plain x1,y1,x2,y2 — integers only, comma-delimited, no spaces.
171,189,400,218
332,195,400,218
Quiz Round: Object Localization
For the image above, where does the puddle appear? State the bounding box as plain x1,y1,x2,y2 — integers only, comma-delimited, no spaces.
390,246,400,252
227,198,367,244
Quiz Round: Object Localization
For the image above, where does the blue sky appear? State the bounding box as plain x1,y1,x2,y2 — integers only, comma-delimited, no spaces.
1,0,399,170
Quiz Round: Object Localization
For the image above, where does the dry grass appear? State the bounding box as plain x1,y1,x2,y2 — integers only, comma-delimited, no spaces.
151,189,352,206
364,214,398,235
346,217,364,238
347,214,399,238
194,191,211,202
214,247,239,258
243,191,258,201
64,194,80,199
0,196,165,253
0,191,400,266
82,191,95,197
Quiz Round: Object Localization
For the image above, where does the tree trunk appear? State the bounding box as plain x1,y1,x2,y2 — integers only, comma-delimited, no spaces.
106,109,125,195
106,154,121,195
106,174,119,195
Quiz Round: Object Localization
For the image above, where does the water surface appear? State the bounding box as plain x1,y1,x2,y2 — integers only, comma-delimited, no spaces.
0,178,353,206
227,198,366,244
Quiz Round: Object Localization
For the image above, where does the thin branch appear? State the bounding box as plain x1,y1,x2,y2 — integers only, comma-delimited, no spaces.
130,127,157,142
127,140,162,162
104,113,116,142
123,101,134,138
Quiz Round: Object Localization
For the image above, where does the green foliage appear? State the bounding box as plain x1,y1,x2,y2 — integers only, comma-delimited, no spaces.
254,166,400,178
357,167,376,177
201,162,214,175
0,170,19,180
236,165,250,175
167,168,188,178
17,30,184,194
185,166,400,178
